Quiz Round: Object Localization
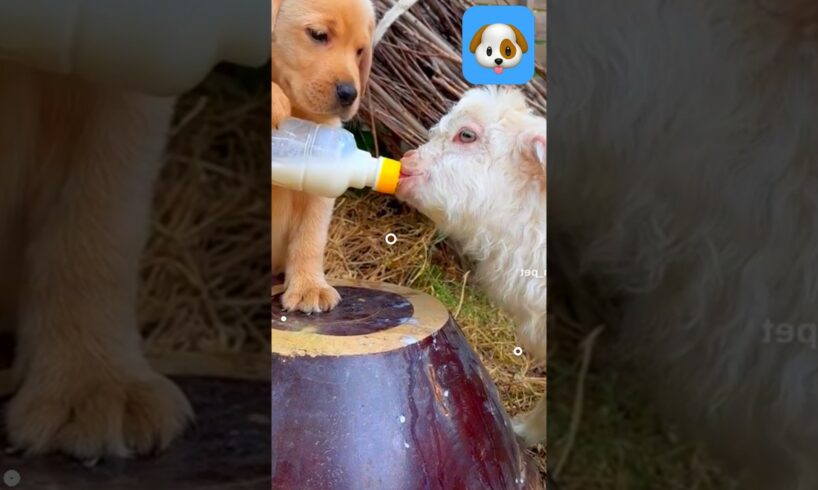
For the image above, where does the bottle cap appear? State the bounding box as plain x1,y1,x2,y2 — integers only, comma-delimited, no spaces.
374,158,402,194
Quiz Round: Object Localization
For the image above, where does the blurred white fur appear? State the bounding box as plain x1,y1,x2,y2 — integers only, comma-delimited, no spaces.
397,87,548,444
550,1,818,488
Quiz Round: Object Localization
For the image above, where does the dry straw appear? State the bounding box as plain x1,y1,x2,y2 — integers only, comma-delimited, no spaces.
140,70,271,356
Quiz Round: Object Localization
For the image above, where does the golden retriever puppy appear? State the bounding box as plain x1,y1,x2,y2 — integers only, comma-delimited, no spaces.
271,0,375,312
0,62,191,459
397,87,548,445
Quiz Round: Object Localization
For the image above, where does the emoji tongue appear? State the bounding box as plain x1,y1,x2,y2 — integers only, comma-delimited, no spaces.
494,66,504,74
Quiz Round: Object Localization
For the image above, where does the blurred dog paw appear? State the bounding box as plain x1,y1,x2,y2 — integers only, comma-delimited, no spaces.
6,364,192,459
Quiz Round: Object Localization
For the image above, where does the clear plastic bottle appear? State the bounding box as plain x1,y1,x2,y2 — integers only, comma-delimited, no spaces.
272,118,401,198
0,0,268,96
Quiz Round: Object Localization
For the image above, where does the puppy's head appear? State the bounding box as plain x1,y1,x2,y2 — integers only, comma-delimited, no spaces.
397,87,546,232
272,0,375,122
469,24,528,74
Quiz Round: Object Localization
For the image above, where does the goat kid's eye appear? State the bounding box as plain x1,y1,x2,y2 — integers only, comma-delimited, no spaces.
357,48,364,57
455,129,478,144
308,28,329,44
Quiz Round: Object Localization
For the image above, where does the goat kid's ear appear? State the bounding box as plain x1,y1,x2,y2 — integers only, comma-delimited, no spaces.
518,122,547,169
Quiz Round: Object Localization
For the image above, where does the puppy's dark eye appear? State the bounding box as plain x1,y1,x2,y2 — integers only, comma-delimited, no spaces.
455,129,478,144
307,28,328,44
505,46,512,56
486,46,492,57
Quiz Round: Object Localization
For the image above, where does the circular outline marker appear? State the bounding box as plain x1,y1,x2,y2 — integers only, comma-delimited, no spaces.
3,469,21,487
385,233,398,245
513,346,523,356
280,316,287,322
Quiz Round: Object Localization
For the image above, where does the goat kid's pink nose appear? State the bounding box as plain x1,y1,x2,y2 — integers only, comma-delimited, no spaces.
402,149,417,161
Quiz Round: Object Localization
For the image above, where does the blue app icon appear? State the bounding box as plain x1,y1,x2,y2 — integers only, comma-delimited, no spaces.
462,6,535,85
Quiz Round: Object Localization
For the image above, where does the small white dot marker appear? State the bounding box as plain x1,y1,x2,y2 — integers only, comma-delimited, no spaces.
280,316,287,322
513,346,523,356
385,233,398,245
399,415,406,423
3,470,21,487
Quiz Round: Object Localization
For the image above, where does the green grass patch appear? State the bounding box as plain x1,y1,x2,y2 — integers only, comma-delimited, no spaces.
548,350,736,489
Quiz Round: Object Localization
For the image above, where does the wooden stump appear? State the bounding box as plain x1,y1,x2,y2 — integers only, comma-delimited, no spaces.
272,280,543,489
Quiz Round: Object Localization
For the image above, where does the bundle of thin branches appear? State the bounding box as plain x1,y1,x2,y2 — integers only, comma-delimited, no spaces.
360,0,547,151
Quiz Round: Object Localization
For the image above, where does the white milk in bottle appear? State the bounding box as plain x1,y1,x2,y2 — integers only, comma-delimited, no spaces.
271,118,401,198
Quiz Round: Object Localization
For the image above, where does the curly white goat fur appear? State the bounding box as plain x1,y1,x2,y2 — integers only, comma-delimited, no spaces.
396,86,548,444
550,1,818,488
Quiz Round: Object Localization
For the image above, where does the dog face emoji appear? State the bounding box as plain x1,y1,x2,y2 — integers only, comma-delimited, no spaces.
469,23,528,75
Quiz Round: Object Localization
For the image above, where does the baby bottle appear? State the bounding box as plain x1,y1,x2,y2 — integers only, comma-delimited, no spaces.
271,118,402,199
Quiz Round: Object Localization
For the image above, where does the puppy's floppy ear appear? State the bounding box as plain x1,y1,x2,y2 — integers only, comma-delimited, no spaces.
469,24,490,53
360,21,375,94
508,24,528,53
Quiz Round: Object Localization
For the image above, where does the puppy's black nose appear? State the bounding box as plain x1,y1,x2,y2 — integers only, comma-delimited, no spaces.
336,83,358,107
494,58,503,65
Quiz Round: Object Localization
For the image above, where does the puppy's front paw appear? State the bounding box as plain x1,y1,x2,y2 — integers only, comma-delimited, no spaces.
272,82,291,129
512,411,547,447
282,280,341,313
6,366,192,460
